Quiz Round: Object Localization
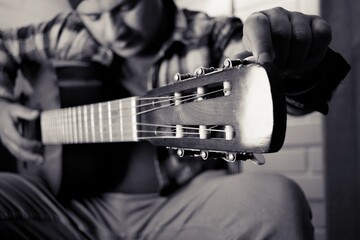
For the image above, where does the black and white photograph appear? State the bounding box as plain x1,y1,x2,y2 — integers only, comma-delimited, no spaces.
0,0,356,239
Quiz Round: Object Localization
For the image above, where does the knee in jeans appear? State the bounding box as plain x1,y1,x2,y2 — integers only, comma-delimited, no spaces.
0,172,25,187
219,172,309,211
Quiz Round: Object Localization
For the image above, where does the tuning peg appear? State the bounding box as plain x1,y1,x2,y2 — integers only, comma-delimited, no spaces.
250,154,266,165
222,152,237,162
197,151,224,160
242,56,255,64
174,73,193,81
236,153,266,165
176,148,201,158
194,66,216,76
223,58,243,68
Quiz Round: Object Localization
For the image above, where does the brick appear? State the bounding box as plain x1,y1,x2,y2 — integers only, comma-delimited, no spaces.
233,0,300,19
309,201,326,227
287,112,323,126
242,148,307,172
308,147,324,172
299,0,320,15
176,0,232,16
287,175,325,200
314,228,327,240
283,123,323,146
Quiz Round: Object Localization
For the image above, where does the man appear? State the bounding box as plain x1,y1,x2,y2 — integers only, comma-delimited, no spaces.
0,0,350,239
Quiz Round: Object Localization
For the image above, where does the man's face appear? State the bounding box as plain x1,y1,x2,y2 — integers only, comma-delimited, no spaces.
77,0,164,57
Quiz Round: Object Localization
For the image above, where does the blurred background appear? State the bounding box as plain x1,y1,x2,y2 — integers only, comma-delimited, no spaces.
0,0,358,239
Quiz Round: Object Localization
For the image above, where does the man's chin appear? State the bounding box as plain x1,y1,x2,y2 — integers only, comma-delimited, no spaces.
111,46,143,58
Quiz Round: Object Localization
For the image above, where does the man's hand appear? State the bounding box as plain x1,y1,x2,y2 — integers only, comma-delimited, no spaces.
0,100,43,163
243,7,332,75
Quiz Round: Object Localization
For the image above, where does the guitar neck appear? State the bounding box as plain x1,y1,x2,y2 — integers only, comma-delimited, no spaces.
40,97,139,144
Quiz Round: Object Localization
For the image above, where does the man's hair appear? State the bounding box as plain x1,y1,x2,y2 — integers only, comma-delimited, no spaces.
69,0,83,9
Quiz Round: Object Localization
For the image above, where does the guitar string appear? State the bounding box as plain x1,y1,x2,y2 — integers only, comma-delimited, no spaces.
42,88,230,142
41,88,226,130
44,124,227,143
43,87,226,121
43,116,228,142
62,125,226,136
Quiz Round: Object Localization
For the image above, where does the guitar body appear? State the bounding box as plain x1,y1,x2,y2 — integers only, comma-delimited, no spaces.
15,62,132,197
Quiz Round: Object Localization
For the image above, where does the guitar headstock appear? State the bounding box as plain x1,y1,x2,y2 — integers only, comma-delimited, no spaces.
138,59,286,164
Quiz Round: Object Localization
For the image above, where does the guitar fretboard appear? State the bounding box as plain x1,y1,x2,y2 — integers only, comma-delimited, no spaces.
41,97,139,144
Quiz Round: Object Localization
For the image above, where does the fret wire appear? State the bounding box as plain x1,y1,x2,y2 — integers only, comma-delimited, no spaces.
52,111,55,142
60,109,64,143
78,106,82,143
69,108,73,143
119,100,123,141
58,110,62,143
73,107,78,143
98,103,103,142
64,109,68,143
131,97,138,141
71,108,74,143
90,104,95,142
56,110,59,142
84,105,88,142
108,101,112,142
66,108,70,143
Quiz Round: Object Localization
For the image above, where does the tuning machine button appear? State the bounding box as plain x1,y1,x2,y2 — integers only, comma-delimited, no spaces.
194,66,216,76
250,154,265,165
242,56,256,65
174,73,193,81
222,152,237,162
236,152,266,165
177,148,201,158
175,149,265,165
223,58,243,68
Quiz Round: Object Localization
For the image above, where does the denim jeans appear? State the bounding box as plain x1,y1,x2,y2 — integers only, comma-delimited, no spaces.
0,170,313,239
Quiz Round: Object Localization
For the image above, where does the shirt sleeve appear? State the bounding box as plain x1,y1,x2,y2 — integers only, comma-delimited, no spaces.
0,14,68,100
0,12,102,101
284,48,351,115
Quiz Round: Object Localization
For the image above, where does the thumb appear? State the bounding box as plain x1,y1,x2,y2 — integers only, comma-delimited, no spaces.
12,105,39,120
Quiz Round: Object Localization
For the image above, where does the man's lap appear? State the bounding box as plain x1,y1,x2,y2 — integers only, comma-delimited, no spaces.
0,170,313,239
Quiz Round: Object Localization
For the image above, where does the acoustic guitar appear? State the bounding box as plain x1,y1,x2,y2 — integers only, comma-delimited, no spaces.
11,59,286,196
